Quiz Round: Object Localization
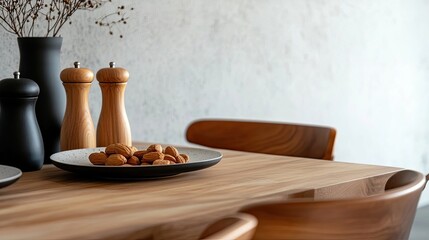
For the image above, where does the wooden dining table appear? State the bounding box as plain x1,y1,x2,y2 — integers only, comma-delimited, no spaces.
0,143,402,240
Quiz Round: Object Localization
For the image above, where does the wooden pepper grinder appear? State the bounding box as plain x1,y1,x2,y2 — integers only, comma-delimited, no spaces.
60,62,96,150
96,62,132,147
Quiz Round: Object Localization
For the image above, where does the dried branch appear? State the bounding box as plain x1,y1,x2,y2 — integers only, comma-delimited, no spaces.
0,0,132,37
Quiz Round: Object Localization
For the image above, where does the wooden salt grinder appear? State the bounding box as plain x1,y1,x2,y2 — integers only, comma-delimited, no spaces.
60,62,96,150
96,62,132,147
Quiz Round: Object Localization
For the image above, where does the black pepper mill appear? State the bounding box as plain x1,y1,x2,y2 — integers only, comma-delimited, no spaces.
0,72,44,171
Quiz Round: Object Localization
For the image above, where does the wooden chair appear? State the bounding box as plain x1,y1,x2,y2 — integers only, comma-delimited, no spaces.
199,213,258,240
240,170,428,240
186,119,336,160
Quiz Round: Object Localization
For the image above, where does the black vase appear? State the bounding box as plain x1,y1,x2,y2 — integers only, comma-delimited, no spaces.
18,37,65,164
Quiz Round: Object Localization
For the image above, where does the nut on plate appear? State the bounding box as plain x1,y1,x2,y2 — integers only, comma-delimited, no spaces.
142,152,164,163
176,155,186,164
105,154,127,166
165,146,179,157
180,154,190,163
105,143,133,158
88,152,108,165
88,143,191,166
147,144,163,153
127,156,140,165
152,159,171,165
164,154,177,163
133,150,147,159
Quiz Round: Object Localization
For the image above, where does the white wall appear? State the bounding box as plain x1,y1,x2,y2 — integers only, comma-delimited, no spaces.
1,0,429,204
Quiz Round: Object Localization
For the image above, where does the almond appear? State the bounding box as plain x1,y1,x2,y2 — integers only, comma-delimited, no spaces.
164,154,177,163
88,152,108,165
105,143,119,155
142,152,164,163
105,143,133,158
127,156,140,165
141,162,151,166
165,146,179,157
147,144,163,153
133,150,147,159
105,154,127,166
176,155,186,164
152,159,171,165
180,154,190,163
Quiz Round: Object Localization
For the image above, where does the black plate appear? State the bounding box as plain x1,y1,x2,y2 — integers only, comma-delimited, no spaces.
50,146,222,180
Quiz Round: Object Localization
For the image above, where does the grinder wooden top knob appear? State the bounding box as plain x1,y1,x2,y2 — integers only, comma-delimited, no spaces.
60,61,94,83
96,62,129,83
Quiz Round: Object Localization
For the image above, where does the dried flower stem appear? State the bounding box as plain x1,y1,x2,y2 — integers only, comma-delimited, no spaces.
0,0,132,37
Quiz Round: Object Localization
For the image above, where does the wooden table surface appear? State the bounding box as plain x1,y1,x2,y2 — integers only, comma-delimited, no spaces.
0,145,402,240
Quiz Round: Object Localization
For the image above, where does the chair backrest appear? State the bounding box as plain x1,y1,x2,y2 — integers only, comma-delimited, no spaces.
199,213,258,240
239,170,427,240
186,119,336,160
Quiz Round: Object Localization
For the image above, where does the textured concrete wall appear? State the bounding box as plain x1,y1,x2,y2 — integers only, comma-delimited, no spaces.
1,0,429,204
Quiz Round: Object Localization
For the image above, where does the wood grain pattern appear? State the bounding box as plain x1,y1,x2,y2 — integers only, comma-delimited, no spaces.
199,213,257,240
0,145,401,240
186,119,336,160
96,66,129,83
60,67,94,83
96,82,132,147
241,170,427,240
60,83,96,150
